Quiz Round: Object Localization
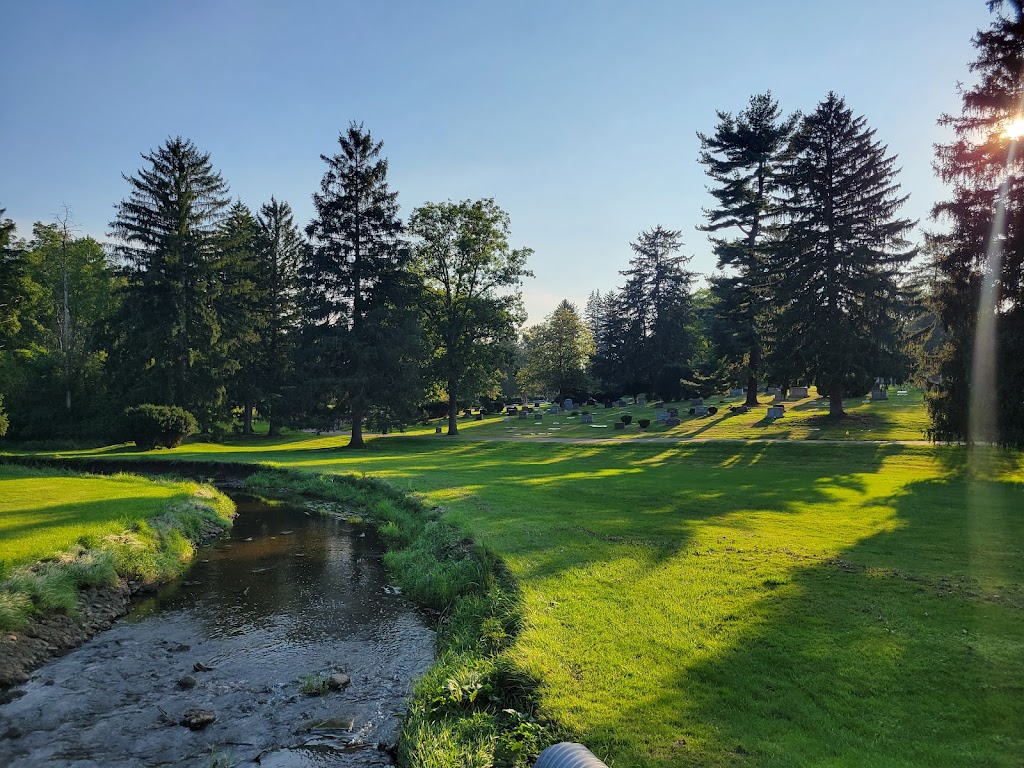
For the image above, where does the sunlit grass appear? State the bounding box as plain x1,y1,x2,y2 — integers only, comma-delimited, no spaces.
8,437,1024,766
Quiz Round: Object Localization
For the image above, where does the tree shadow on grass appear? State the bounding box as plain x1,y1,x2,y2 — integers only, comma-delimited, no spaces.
570,473,1024,768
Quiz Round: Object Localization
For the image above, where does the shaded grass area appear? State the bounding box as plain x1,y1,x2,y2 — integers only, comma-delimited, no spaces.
0,464,234,630
10,437,1024,767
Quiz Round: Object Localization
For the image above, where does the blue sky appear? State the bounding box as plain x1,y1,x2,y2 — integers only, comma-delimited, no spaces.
0,1,993,323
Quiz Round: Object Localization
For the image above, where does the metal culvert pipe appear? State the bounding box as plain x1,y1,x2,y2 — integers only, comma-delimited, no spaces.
534,742,609,768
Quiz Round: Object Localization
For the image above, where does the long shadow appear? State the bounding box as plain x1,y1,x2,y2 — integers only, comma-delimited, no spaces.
571,472,1024,767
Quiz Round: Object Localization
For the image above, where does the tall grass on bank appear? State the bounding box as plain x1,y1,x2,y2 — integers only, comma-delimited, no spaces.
0,466,234,631
245,468,553,768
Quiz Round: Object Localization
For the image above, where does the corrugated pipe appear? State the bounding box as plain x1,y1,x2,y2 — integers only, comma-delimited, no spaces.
534,742,609,768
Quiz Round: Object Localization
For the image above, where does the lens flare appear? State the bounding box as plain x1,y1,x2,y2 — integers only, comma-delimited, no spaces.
1001,116,1024,140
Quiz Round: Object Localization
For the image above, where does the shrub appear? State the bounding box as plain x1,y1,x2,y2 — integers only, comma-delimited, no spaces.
122,405,197,450
708,406,719,416
637,418,651,429
620,413,633,425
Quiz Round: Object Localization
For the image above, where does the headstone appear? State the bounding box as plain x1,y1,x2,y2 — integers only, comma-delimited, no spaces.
550,405,561,414
475,413,483,421
767,405,785,419
666,417,681,427
654,401,665,409
613,421,625,430
636,398,647,407
615,399,627,407
767,387,780,396
518,411,528,420
435,425,442,434
790,386,809,398
532,398,543,406
871,387,888,400
729,387,744,398
506,406,518,415
563,398,574,412
581,413,594,423
667,407,679,417
604,402,614,409
691,398,703,407
695,405,709,417
656,411,669,423
535,412,543,420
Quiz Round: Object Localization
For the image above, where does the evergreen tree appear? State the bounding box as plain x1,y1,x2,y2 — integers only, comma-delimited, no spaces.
518,299,595,400
108,137,232,422
699,93,798,405
617,226,695,396
409,198,532,436
217,201,261,433
776,93,916,416
0,207,27,350
302,123,421,448
254,198,304,436
929,0,1024,445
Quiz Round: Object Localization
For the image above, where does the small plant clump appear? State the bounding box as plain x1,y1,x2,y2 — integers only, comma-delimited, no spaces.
299,673,332,696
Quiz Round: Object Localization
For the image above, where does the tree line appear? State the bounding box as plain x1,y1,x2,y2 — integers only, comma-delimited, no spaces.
1,0,1022,445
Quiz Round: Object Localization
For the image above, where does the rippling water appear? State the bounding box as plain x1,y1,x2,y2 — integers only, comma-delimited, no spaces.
0,494,435,767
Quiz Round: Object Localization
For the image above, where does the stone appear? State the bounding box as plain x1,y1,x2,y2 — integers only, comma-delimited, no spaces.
636,398,647,407
550,405,561,414
729,388,744,397
613,422,625,430
656,411,669,423
3,726,23,740
435,425,442,434
475,413,483,421
871,387,888,400
766,387,780,396
789,386,809,398
328,673,351,690
604,402,613,409
666,417,681,427
654,401,665,409
180,708,216,730
615,399,626,407
690,398,703,407
668,407,679,417
518,412,528,419
695,405,708,417
534,413,543,420
192,662,215,672
767,405,785,419
177,674,197,690
563,398,574,411
581,413,593,423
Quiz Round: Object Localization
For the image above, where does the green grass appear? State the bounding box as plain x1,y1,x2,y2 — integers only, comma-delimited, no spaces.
0,464,234,629
9,436,1024,767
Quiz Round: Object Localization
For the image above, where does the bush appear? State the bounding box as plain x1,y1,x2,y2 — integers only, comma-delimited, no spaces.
708,406,719,416
122,405,198,450
637,418,651,428
620,413,633,425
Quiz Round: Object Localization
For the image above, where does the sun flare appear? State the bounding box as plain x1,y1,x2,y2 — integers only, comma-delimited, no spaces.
1001,115,1024,140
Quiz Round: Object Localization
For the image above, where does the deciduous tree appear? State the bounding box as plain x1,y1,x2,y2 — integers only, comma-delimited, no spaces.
409,199,532,435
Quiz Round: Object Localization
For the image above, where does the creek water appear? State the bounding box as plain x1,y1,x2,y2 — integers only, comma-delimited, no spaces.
0,493,435,767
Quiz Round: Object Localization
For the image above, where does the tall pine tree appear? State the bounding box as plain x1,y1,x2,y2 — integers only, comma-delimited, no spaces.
302,123,421,448
109,137,232,423
775,93,916,416
699,93,798,406
254,198,304,436
929,0,1024,446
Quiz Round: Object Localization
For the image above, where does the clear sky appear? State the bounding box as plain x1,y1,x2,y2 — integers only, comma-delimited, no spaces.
0,1,993,324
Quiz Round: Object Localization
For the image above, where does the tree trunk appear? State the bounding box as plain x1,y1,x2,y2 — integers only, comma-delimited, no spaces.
243,400,253,434
829,385,845,418
350,405,365,448
447,385,459,436
745,344,761,407
268,415,280,437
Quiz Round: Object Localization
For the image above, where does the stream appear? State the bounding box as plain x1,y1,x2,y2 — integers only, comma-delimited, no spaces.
0,493,436,767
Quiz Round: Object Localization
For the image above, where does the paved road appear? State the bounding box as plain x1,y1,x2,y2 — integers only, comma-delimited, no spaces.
405,434,939,446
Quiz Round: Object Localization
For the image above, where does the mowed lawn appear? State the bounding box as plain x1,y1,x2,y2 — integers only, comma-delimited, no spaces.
24,436,1024,767
398,387,932,442
0,465,195,569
